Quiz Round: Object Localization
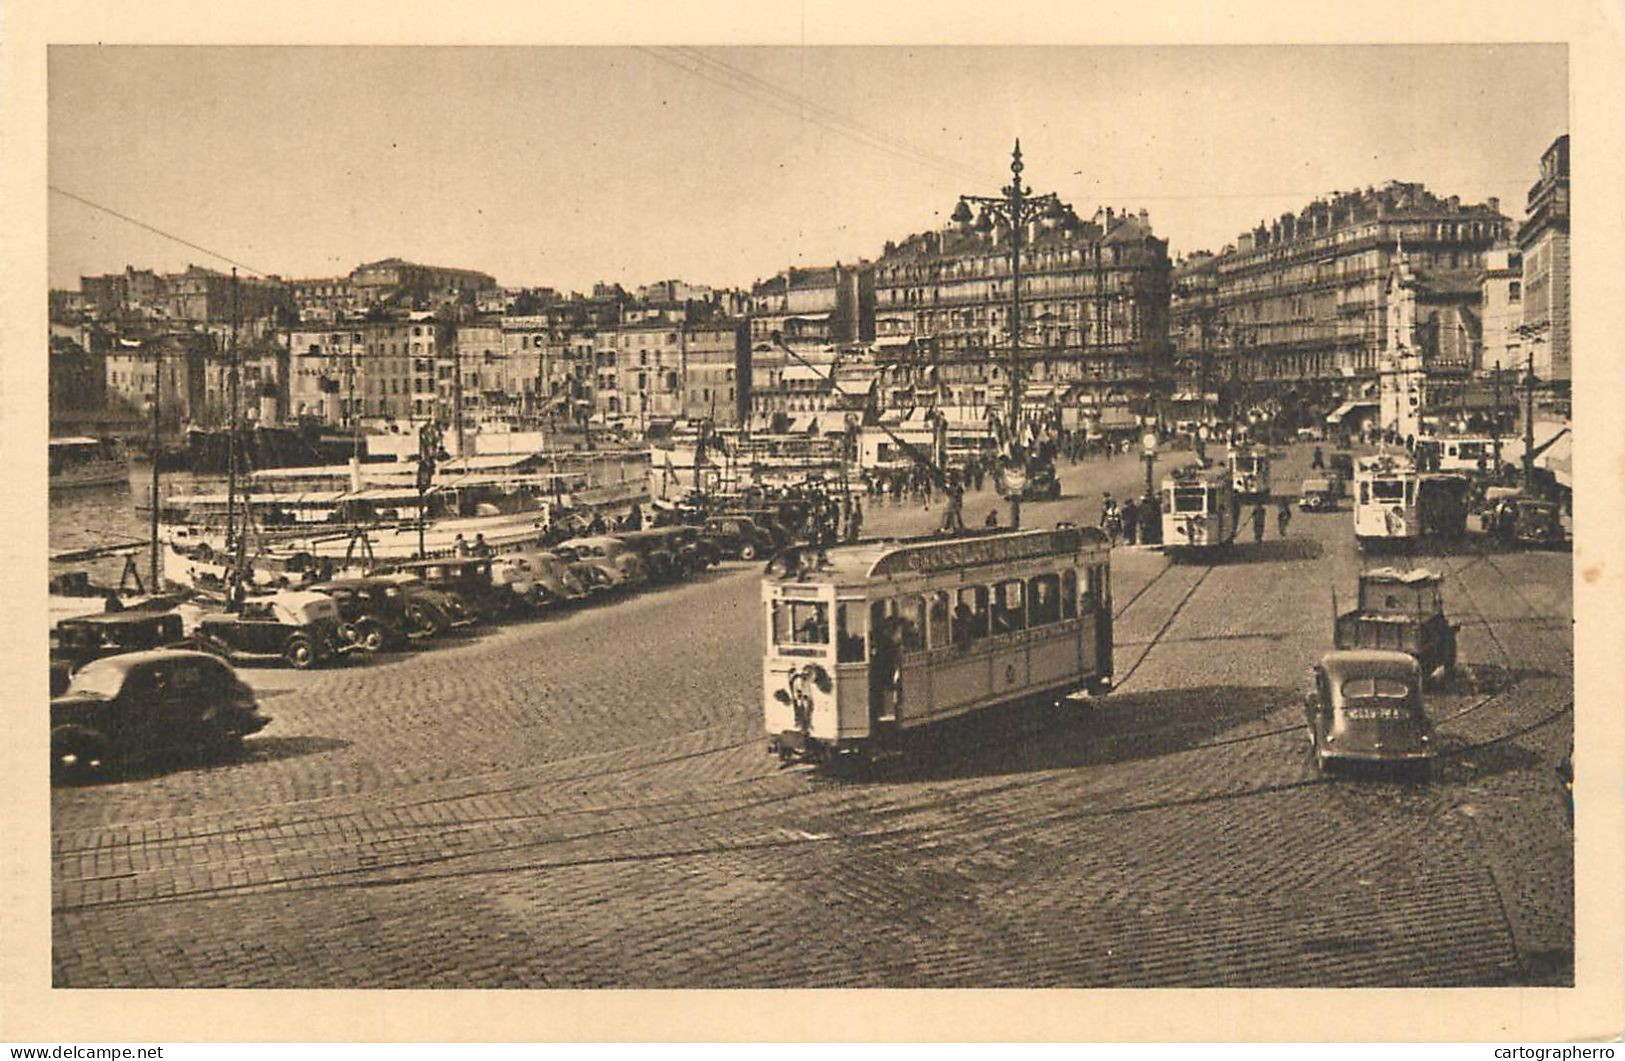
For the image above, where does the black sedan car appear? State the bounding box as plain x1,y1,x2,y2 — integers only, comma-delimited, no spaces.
190,590,353,669
51,611,185,696
51,649,271,783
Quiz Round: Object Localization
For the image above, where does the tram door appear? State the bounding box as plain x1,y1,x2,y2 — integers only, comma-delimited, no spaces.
1085,562,1112,677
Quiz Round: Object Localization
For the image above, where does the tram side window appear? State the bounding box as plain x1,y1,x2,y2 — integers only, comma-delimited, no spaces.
926,591,952,650
1404,479,1415,505
1061,569,1078,619
773,600,829,646
836,601,866,663
954,586,989,647
993,579,1026,633
899,596,927,654
1028,573,1062,626
1360,481,1370,505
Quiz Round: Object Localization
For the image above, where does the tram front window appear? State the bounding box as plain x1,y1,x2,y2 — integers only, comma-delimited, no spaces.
1372,480,1405,501
773,600,829,646
1172,487,1208,513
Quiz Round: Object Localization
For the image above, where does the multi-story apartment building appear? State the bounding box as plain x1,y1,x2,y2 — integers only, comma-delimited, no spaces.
287,277,359,323
164,265,291,325
287,316,450,426
350,258,496,312
103,333,208,429
680,319,748,426
749,264,873,350
1214,182,1510,397
1517,134,1570,384
1478,246,1524,374
871,203,1171,422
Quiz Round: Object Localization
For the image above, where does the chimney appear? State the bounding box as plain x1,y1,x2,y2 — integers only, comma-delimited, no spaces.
1487,196,1500,215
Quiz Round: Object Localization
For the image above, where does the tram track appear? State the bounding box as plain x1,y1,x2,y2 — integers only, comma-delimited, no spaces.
54,523,1572,926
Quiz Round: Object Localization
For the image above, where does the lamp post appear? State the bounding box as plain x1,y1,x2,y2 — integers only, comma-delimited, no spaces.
1141,427,1158,505
960,139,1062,531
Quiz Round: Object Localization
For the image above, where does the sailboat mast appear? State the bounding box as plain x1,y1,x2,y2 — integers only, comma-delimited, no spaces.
225,269,241,557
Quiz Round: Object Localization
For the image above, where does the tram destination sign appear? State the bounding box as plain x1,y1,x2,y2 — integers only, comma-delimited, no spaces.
872,528,1089,578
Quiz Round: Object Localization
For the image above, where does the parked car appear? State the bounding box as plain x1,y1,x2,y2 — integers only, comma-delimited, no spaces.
51,611,186,696
1304,649,1434,777
510,551,594,605
369,572,478,635
307,577,417,651
1482,494,1566,548
189,590,354,669
555,536,648,590
51,649,271,783
384,557,511,622
1299,477,1338,512
699,515,778,561
612,528,689,582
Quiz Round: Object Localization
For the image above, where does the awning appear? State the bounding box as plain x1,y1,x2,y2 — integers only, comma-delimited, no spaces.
1326,400,1378,424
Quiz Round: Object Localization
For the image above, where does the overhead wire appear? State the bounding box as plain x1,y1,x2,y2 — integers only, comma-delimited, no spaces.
49,185,273,278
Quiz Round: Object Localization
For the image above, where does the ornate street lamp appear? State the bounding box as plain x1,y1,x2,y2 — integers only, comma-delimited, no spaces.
959,139,1062,530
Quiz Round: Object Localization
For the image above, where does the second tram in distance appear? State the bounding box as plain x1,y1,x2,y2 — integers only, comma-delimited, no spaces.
1228,445,1272,502
1160,464,1234,560
762,526,1114,764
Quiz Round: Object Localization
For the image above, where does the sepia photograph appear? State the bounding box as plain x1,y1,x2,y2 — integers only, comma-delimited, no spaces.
8,8,1620,1040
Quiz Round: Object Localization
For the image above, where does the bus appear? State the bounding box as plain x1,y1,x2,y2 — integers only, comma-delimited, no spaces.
1227,445,1272,502
1353,454,1420,551
1161,464,1234,559
762,526,1114,764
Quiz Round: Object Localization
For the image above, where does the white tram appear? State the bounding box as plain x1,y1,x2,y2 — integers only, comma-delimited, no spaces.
1352,454,1421,550
762,526,1114,763
1227,445,1272,501
1418,436,1496,475
1160,464,1235,558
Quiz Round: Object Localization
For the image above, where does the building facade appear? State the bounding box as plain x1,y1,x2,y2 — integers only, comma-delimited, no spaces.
1517,134,1570,384
680,319,748,426
1214,182,1510,398
1478,246,1524,374
871,203,1171,425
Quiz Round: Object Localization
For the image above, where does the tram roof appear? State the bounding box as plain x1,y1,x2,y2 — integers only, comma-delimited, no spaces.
781,526,1107,584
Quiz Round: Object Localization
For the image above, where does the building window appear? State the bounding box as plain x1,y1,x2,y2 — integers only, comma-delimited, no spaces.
1509,281,1521,302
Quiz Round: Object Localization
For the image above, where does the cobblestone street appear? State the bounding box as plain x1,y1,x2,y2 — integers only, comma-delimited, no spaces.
51,444,1574,988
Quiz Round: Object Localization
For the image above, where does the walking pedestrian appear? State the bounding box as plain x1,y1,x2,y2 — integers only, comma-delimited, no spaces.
1121,497,1140,545
1277,497,1292,538
473,533,492,558
942,478,965,532
1251,504,1266,543
454,533,471,557
1311,445,1325,470
846,497,863,543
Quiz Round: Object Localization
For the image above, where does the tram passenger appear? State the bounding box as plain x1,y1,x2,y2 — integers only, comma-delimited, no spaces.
985,508,1000,528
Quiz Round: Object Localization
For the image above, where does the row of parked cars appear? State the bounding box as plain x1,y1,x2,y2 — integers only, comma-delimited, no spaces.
49,515,795,784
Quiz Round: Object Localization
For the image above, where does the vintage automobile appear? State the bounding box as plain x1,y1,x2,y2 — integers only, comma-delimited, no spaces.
1019,459,1064,501
307,577,416,651
189,590,355,669
659,525,720,571
1304,649,1435,777
369,572,478,635
699,515,778,561
554,536,648,590
51,649,271,783
514,550,595,604
1298,476,1338,512
384,557,512,621
1482,494,1566,548
1333,568,1458,683
612,528,691,582
51,611,186,696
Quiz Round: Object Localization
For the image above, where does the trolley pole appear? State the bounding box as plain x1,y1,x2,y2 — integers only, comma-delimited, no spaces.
960,140,1061,531
149,337,162,593
1521,342,1537,491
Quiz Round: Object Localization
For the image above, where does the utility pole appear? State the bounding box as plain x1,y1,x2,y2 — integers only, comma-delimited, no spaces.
1522,335,1538,491
959,140,1061,530
1490,363,1503,473
225,270,241,559
148,337,163,593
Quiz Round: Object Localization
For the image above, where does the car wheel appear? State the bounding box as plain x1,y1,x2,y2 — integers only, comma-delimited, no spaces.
284,635,316,669
52,726,110,785
353,619,387,653
738,542,758,561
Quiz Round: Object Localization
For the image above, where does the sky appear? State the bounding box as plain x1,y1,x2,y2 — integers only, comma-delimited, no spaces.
48,44,1568,293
